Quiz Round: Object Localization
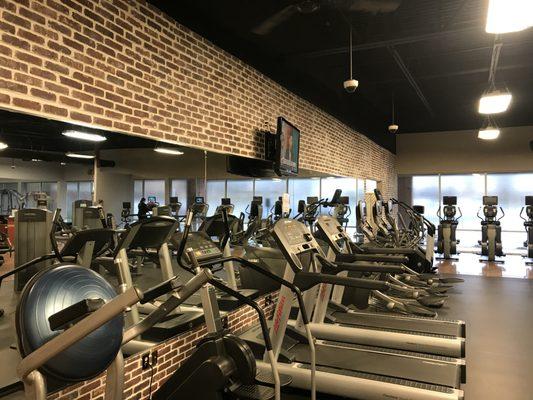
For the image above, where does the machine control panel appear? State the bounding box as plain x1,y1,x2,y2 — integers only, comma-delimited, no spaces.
176,231,223,263
315,215,349,252
271,219,322,272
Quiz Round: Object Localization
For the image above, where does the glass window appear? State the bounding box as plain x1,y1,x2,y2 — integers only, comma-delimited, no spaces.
357,178,365,204
487,173,533,249
78,181,93,202
66,182,78,221
0,182,18,191
171,179,188,213
412,175,440,227
65,181,92,221
21,182,42,208
320,177,358,227
227,180,254,218
288,178,320,214
254,179,287,218
206,180,226,214
365,179,377,193
133,180,143,215
0,182,19,214
440,174,485,247
41,182,57,211
143,180,165,205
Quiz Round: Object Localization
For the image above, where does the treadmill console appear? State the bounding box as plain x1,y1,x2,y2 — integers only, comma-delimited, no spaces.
271,219,322,272
315,215,349,252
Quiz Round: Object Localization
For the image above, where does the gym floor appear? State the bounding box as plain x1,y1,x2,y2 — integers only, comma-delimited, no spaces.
1,253,532,400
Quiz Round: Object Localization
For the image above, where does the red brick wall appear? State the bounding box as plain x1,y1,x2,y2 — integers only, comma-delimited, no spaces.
47,292,278,400
0,0,396,197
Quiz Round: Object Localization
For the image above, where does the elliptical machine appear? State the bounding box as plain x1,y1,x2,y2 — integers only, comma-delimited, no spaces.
520,196,533,265
436,196,462,261
478,196,505,262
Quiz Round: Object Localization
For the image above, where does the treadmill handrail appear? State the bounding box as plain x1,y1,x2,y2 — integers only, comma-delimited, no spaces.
293,271,389,292
334,261,406,274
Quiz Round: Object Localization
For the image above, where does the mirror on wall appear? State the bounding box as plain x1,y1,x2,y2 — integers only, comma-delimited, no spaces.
0,109,380,361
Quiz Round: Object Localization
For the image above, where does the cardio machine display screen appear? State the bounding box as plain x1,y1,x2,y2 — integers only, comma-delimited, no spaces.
276,117,300,176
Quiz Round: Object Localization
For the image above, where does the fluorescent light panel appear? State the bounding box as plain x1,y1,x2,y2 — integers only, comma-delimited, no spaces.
486,0,533,33
154,147,184,155
478,128,500,140
478,92,512,114
66,152,95,159
62,130,107,142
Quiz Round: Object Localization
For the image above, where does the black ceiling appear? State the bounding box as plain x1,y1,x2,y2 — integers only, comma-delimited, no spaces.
148,0,533,153
0,110,156,165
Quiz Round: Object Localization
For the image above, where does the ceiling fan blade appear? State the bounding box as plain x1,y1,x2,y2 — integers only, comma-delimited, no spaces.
252,5,298,35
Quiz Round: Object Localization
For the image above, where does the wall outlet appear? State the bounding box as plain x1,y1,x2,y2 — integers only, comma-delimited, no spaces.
141,353,150,370
265,294,273,307
151,350,158,366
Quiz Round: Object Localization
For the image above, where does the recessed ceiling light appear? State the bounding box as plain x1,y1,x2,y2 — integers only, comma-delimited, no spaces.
66,152,95,159
62,130,107,142
0,142,8,150
478,91,512,114
60,162,67,166
485,0,533,34
478,128,500,140
154,147,184,156
31,158,42,162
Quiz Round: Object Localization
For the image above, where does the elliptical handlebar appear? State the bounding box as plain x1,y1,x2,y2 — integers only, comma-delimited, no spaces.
391,198,436,233
498,207,505,221
176,209,195,271
50,208,65,262
457,207,463,220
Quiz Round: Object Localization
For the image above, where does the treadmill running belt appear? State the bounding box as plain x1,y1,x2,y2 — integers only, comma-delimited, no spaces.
297,364,455,394
291,342,462,388
331,311,464,337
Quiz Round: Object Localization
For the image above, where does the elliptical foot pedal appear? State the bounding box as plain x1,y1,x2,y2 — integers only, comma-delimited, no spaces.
255,370,292,387
231,383,275,400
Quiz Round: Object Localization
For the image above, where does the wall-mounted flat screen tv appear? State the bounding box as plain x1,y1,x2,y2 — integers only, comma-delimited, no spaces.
276,117,300,176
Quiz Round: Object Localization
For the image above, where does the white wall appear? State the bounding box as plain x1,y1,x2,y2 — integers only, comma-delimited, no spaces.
0,158,88,182
94,168,133,221
397,126,533,175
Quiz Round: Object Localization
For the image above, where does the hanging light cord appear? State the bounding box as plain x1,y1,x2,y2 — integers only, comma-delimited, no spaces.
349,25,353,79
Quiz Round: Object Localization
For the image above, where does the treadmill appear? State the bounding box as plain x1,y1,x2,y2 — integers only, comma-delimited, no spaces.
241,226,464,358
241,219,465,399
315,214,466,337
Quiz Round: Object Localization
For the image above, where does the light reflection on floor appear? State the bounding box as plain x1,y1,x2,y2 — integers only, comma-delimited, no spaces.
435,251,533,279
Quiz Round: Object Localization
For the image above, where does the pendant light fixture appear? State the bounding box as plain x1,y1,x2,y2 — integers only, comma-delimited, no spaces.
343,25,358,93
388,93,399,133
478,116,501,140
486,0,533,34
478,39,512,115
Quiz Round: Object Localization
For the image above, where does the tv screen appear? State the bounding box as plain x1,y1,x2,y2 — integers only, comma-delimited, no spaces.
276,117,300,176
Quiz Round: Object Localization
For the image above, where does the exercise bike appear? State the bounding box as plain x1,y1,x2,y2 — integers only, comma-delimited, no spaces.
520,195,533,265
436,196,462,261
478,196,505,263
